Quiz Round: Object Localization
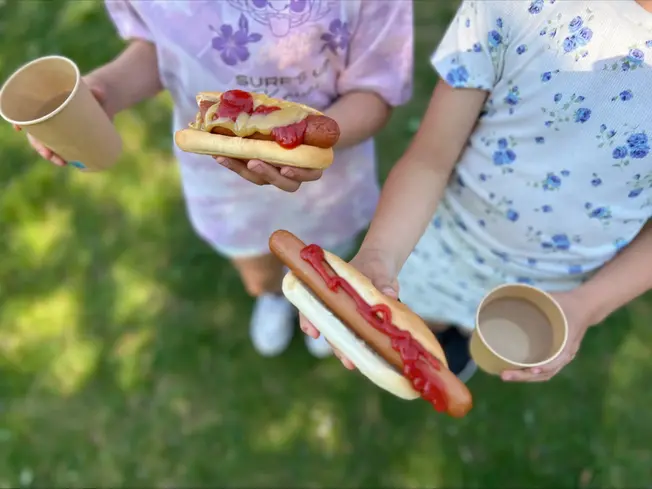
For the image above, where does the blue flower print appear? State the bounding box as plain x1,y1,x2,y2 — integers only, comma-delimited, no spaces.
504,84,521,114
568,265,583,275
445,65,470,88
541,72,552,82
546,12,594,60
488,30,502,48
496,17,504,28
321,19,351,54
535,136,545,144
542,92,589,130
610,129,651,168
614,238,630,251
534,204,553,213
526,227,581,252
491,137,517,171
612,89,633,102
646,40,652,48
516,44,528,55
585,203,613,223
568,16,583,33
628,48,645,66
210,15,262,66
528,0,544,14
543,173,562,190
574,107,591,123
604,46,647,71
465,18,471,28
590,173,602,187
472,42,482,53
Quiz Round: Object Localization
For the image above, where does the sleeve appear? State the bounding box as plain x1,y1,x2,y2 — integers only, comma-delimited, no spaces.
104,0,153,42
336,0,413,107
431,0,511,91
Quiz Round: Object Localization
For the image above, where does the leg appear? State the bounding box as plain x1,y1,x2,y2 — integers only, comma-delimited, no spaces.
429,322,477,383
232,253,295,357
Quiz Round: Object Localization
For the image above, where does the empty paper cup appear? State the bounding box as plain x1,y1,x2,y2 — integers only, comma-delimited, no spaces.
0,55,122,172
470,284,568,375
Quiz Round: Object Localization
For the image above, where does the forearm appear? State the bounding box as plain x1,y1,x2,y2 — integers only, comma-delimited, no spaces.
574,221,652,325
325,91,391,149
359,152,451,272
86,40,163,114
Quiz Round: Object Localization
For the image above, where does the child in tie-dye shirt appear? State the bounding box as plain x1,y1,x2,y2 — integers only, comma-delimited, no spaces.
21,0,413,358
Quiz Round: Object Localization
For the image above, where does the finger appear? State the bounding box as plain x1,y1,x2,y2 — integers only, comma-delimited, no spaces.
279,166,323,182
247,160,300,192
50,154,67,167
216,156,267,186
299,315,320,339
332,349,356,370
501,366,556,383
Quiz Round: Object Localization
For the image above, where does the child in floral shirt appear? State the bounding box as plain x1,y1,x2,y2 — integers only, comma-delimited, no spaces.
302,0,652,383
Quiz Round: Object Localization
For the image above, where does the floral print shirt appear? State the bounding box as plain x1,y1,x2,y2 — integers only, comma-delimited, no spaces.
430,0,652,280
105,0,413,257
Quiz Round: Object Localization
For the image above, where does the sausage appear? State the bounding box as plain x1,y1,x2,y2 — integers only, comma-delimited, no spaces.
269,230,473,418
198,100,339,149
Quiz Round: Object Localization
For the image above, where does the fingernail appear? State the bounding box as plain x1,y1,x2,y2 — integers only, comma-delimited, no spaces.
503,374,512,381
532,368,542,374
280,168,293,178
381,287,395,296
250,163,262,172
215,157,225,164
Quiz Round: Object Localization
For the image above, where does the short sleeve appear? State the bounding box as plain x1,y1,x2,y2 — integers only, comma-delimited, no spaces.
337,0,413,107
104,0,153,42
431,0,511,91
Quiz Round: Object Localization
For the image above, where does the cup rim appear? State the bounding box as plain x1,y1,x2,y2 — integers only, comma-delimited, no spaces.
474,283,569,368
0,55,81,126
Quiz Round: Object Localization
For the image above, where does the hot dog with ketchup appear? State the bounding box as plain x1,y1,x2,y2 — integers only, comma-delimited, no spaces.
175,90,339,170
269,230,473,418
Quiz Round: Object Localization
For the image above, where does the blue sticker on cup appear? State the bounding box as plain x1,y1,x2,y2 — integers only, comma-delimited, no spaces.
69,161,86,170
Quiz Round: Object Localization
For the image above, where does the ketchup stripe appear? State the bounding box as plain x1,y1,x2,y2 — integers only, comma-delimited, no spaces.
300,244,448,412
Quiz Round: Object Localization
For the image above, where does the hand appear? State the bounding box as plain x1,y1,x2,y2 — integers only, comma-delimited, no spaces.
299,247,400,369
501,290,594,382
213,156,322,192
15,74,114,167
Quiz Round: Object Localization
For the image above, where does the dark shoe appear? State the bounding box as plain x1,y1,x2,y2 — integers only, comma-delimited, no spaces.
435,326,477,383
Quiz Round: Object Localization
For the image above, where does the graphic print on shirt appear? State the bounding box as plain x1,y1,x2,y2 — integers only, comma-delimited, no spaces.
226,0,333,37
197,14,263,66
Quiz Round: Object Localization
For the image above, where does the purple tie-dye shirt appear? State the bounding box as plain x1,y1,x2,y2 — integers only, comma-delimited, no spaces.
105,0,413,257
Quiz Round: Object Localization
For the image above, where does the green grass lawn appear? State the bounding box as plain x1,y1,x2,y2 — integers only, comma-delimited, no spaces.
0,1,650,487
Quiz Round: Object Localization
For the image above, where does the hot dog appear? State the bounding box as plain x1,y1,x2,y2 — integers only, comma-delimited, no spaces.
269,230,473,418
175,90,339,170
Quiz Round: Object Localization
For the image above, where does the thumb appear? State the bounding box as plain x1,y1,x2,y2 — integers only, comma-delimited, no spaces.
89,85,106,105
373,277,399,300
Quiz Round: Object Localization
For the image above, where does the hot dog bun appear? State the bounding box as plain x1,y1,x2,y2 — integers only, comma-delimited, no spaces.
175,90,336,170
175,128,334,169
282,249,448,401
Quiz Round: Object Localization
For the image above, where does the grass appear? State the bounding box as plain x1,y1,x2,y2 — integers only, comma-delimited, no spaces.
0,1,650,487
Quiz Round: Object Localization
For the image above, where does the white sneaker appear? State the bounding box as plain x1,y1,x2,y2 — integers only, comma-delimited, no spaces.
250,294,295,357
304,334,333,358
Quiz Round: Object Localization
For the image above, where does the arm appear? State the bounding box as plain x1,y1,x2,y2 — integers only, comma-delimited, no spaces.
359,80,487,272
325,91,392,150
574,221,652,326
86,40,163,115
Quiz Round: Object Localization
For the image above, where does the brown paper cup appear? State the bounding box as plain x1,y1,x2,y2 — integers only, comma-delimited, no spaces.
0,55,121,172
470,284,568,375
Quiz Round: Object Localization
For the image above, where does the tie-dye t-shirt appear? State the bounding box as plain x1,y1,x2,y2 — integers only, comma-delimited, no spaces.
105,0,413,257
397,0,652,329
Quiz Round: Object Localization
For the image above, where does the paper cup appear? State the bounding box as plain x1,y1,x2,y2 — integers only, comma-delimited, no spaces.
0,55,122,172
470,284,568,375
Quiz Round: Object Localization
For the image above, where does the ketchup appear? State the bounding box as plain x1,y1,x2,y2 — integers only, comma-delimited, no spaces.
215,91,307,150
217,89,254,121
300,244,448,412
